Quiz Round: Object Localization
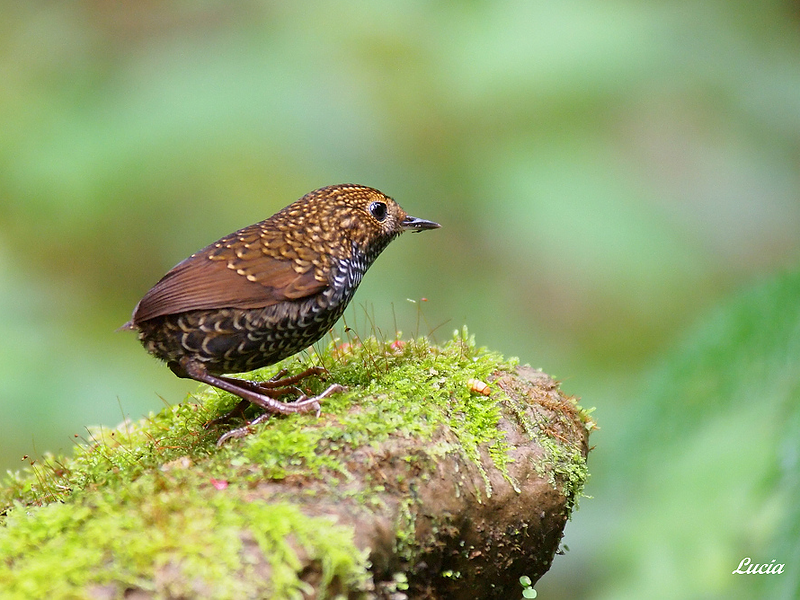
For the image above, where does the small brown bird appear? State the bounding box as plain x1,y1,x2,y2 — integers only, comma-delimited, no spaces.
123,184,439,442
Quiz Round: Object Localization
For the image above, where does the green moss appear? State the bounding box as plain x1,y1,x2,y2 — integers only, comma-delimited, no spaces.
221,327,519,491
393,496,419,563
535,434,591,513
503,383,594,512
0,327,589,597
0,475,367,599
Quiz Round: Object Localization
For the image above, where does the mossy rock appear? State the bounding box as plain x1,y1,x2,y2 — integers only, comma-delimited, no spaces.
0,330,594,599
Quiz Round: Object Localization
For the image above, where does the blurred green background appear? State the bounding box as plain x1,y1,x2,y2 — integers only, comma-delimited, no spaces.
2,1,799,598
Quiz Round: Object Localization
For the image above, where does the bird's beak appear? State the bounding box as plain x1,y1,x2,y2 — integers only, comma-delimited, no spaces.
401,215,441,232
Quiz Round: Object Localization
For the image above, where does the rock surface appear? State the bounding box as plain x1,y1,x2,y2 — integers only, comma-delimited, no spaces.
338,365,590,598
0,339,593,600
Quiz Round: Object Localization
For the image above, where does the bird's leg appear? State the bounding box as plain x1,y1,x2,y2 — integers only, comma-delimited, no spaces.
216,377,302,398
172,359,326,415
204,378,303,427
207,367,326,397
214,383,344,447
252,366,328,390
215,413,274,446
212,366,328,412
199,367,328,427
170,359,344,441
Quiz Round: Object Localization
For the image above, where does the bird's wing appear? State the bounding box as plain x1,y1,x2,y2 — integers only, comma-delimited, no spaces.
131,225,327,324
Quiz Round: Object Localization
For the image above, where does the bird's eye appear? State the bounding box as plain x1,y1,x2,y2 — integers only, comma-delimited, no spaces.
369,201,388,222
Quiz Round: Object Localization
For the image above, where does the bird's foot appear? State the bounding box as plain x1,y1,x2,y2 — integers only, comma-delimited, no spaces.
253,366,328,390
214,383,346,446
203,366,328,427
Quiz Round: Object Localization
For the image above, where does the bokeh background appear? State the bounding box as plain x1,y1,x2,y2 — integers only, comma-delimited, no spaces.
2,2,800,598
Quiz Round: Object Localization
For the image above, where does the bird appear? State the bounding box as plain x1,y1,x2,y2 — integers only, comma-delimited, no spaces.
122,184,440,442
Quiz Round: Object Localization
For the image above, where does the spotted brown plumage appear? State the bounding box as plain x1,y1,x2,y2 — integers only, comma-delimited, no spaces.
123,184,440,442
